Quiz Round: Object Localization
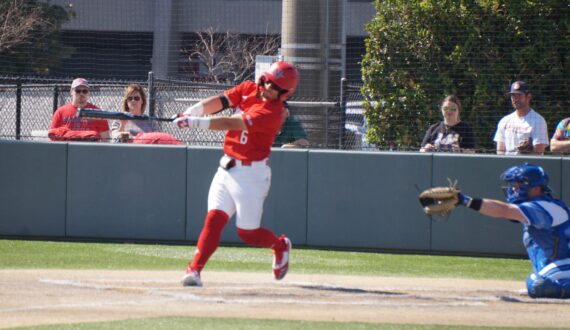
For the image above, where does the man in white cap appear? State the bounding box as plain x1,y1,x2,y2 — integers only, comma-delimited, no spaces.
49,78,110,141
493,81,548,155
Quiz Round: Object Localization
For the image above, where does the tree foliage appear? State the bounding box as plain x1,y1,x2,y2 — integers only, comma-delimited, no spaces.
0,0,73,75
361,0,569,152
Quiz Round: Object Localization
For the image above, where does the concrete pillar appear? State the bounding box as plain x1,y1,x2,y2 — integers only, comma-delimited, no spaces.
151,0,180,79
281,0,345,147
281,0,344,99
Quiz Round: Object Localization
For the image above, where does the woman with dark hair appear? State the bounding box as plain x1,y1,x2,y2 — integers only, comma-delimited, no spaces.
420,95,476,153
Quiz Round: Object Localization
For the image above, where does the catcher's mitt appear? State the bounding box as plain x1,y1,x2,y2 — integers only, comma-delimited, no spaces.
418,179,460,217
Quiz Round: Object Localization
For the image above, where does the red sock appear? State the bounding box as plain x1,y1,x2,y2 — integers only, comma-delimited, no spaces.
189,210,229,272
237,227,284,250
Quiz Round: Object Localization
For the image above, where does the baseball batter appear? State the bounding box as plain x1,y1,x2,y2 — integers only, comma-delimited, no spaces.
174,61,299,287
454,164,570,298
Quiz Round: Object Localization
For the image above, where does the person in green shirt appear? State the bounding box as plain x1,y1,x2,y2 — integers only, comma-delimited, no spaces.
274,109,309,148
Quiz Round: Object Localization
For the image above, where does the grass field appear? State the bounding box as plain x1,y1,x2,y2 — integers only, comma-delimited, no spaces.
0,239,530,280
0,239,549,330
7,317,553,330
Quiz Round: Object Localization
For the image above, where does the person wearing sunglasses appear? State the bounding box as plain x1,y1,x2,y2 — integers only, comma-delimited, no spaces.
110,84,154,143
420,95,475,153
173,61,299,287
49,78,110,142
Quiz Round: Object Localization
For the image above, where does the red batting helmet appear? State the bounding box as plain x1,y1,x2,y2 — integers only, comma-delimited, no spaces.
259,61,299,101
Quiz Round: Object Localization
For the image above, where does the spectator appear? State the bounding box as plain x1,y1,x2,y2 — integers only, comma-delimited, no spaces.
549,118,570,154
49,78,110,141
420,95,475,153
454,163,570,299
110,84,155,143
493,81,548,155
274,108,309,148
111,84,182,145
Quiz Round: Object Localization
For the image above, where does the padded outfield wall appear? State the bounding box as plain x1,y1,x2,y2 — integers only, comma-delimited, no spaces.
2,140,569,257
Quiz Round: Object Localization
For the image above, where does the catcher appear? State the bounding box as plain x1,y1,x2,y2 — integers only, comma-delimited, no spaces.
419,163,570,299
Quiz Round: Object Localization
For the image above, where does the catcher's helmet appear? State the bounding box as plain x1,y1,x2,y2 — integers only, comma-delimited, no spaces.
500,163,552,203
259,61,299,101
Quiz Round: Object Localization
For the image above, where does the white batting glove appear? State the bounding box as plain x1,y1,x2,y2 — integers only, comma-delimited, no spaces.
173,115,210,129
183,102,205,117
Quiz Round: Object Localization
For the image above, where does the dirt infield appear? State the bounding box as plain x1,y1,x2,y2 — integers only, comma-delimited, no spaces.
1,269,570,329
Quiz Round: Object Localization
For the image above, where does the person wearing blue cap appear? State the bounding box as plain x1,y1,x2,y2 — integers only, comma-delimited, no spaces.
493,81,548,155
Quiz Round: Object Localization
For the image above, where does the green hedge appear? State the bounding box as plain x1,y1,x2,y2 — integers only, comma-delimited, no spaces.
362,0,569,152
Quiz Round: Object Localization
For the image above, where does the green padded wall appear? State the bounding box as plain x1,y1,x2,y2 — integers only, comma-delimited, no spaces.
0,141,67,237
66,143,187,240
2,141,566,258
306,151,432,250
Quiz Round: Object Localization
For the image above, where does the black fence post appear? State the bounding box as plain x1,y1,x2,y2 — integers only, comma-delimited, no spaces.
147,71,155,117
53,85,59,113
338,77,347,149
15,79,22,140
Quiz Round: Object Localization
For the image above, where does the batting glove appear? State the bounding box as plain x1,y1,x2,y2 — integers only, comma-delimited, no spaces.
173,115,210,129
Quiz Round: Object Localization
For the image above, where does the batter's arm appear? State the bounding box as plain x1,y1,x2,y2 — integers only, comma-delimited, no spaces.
208,114,247,131
184,95,234,117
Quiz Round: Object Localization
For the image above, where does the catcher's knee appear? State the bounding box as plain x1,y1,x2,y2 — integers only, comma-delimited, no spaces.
526,273,568,299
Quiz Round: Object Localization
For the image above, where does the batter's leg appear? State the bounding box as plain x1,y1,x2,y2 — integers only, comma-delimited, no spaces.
189,209,230,273
237,228,291,280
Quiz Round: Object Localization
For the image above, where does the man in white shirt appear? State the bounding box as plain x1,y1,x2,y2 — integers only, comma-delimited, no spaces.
493,81,548,155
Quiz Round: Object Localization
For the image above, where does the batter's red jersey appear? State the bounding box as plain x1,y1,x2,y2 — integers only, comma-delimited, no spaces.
223,81,285,161
50,103,109,133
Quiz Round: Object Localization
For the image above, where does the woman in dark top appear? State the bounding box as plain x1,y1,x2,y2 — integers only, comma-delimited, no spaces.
420,95,476,153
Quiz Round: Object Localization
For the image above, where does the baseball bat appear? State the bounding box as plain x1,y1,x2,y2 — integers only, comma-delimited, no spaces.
77,108,176,122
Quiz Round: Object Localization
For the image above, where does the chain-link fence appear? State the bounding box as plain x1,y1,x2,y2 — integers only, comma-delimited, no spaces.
0,74,362,149
341,80,377,151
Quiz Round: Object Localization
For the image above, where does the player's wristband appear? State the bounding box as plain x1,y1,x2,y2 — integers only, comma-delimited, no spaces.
194,117,210,129
458,193,482,211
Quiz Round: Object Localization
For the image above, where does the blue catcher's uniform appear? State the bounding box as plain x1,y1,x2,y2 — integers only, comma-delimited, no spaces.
516,194,570,298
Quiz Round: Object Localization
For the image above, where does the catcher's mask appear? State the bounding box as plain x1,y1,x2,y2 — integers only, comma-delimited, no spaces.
257,61,299,101
500,163,552,203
